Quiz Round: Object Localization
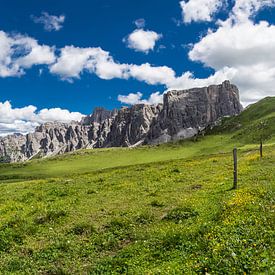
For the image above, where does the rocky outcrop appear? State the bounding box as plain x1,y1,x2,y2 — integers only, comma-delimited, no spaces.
146,80,242,143
0,122,92,162
0,81,243,162
101,104,162,147
81,107,117,125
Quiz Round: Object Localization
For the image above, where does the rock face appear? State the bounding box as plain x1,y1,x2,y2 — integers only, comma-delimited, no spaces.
146,80,242,144
0,81,242,162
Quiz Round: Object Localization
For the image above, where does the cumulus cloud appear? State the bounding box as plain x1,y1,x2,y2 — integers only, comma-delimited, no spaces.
0,30,55,77
124,29,162,53
118,92,143,105
129,63,175,85
0,101,84,136
36,107,84,123
50,46,103,79
180,0,224,23
120,0,275,106
185,0,275,104
231,0,275,22
50,46,130,81
0,29,225,95
0,29,185,88
0,30,172,85
0,121,39,137
118,91,163,105
31,12,65,32
50,46,176,85
3,0,275,107
189,21,275,70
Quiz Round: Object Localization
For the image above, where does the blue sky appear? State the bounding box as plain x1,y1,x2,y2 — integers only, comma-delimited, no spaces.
0,0,201,113
1,0,275,135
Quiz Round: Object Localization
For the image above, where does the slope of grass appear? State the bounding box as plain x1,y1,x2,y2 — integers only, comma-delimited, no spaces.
211,97,275,144
0,97,274,273
0,134,239,180
0,146,274,274
1,97,275,179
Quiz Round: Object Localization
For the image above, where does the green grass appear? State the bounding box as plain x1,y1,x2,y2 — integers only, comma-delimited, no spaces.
0,134,230,179
0,147,274,274
0,98,274,274
0,134,255,180
211,97,275,144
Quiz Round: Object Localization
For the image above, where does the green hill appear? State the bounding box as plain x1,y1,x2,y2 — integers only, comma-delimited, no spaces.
211,97,275,144
0,98,274,274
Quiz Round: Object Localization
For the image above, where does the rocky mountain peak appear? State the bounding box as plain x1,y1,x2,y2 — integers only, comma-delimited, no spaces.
81,107,117,125
0,81,243,162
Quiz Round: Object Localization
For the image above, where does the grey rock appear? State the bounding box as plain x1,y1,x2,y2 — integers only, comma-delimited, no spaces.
81,107,117,125
101,104,162,147
0,81,242,163
145,80,242,144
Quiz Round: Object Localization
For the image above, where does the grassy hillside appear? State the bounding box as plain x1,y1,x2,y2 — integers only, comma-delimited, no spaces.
0,135,237,180
211,97,275,144
0,98,274,274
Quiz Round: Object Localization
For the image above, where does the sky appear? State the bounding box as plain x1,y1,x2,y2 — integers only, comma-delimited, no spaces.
1,0,275,135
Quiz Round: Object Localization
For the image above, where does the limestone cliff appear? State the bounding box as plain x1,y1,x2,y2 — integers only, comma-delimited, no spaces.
0,81,242,162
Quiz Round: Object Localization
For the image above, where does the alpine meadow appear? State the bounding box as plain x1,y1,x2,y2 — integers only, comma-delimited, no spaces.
1,0,275,274
0,97,274,273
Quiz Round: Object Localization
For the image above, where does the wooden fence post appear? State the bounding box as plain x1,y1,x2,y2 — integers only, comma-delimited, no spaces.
233,148,238,189
260,140,263,159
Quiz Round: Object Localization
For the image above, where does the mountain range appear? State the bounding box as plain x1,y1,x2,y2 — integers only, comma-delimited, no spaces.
0,81,243,162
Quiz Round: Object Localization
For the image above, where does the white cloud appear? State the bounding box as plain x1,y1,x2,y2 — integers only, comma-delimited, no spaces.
167,68,237,91
50,46,101,79
146,92,164,105
180,0,224,23
0,101,37,124
15,37,56,68
36,108,84,123
3,0,275,107
50,46,176,85
0,30,55,77
0,121,39,137
0,29,226,97
92,53,129,80
124,29,162,53
185,0,275,105
118,92,143,105
231,0,275,22
118,91,163,105
31,12,65,32
50,46,129,81
134,18,146,28
0,101,84,136
189,21,275,70
129,63,175,85
180,0,275,24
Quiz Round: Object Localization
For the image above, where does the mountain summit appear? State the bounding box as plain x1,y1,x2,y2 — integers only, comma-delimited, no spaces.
0,81,242,162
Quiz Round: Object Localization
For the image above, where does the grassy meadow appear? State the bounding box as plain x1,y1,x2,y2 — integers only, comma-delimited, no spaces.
0,98,274,274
